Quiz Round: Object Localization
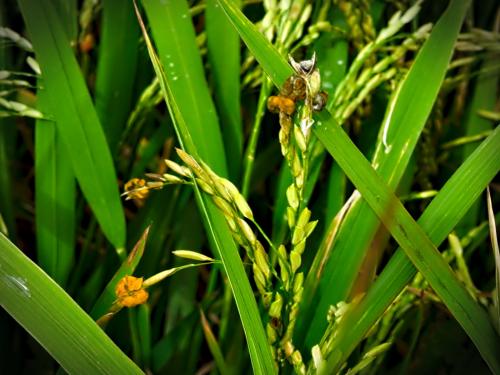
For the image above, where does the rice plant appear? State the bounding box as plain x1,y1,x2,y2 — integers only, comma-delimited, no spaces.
1,0,499,374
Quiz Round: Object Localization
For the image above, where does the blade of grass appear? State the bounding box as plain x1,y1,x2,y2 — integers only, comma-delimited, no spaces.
0,233,142,374
487,186,500,332
319,35,349,223
462,59,499,160
157,48,276,374
164,201,203,335
316,12,348,104
456,56,499,233
137,2,275,373
215,0,500,371
136,304,152,369
151,311,198,371
301,191,357,324
142,0,227,175
53,0,78,45
90,226,149,320
35,86,75,287
201,309,230,375
35,0,76,288
206,0,243,181
95,0,140,153
18,0,126,253
52,0,77,43
306,0,473,346
314,114,500,374
128,308,142,364
321,125,500,373
216,0,290,88
325,163,346,223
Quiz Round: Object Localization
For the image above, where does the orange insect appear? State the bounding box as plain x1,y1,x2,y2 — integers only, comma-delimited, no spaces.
267,95,296,116
79,33,95,53
267,54,329,119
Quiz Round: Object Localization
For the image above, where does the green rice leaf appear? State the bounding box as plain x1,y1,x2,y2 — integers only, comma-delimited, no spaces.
487,186,500,333
137,1,275,372
91,226,150,320
201,309,230,375
206,0,243,180
0,233,142,374
18,0,126,252
321,126,500,374
306,0,473,345
215,0,500,372
95,0,140,153
456,55,499,233
314,114,500,375
35,86,75,287
33,0,77,290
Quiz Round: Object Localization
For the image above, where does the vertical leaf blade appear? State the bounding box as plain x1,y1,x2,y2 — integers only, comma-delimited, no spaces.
206,0,243,180
19,0,126,250
138,1,276,373
35,97,75,286
143,0,227,175
34,1,76,287
95,0,140,152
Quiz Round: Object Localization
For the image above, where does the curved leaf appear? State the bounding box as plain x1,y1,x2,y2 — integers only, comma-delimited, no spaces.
0,233,142,374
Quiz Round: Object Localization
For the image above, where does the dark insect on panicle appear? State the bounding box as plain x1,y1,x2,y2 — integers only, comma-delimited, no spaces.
312,91,328,112
280,75,307,102
268,53,328,118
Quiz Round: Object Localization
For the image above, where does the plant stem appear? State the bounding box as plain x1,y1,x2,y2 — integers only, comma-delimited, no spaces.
241,77,271,197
